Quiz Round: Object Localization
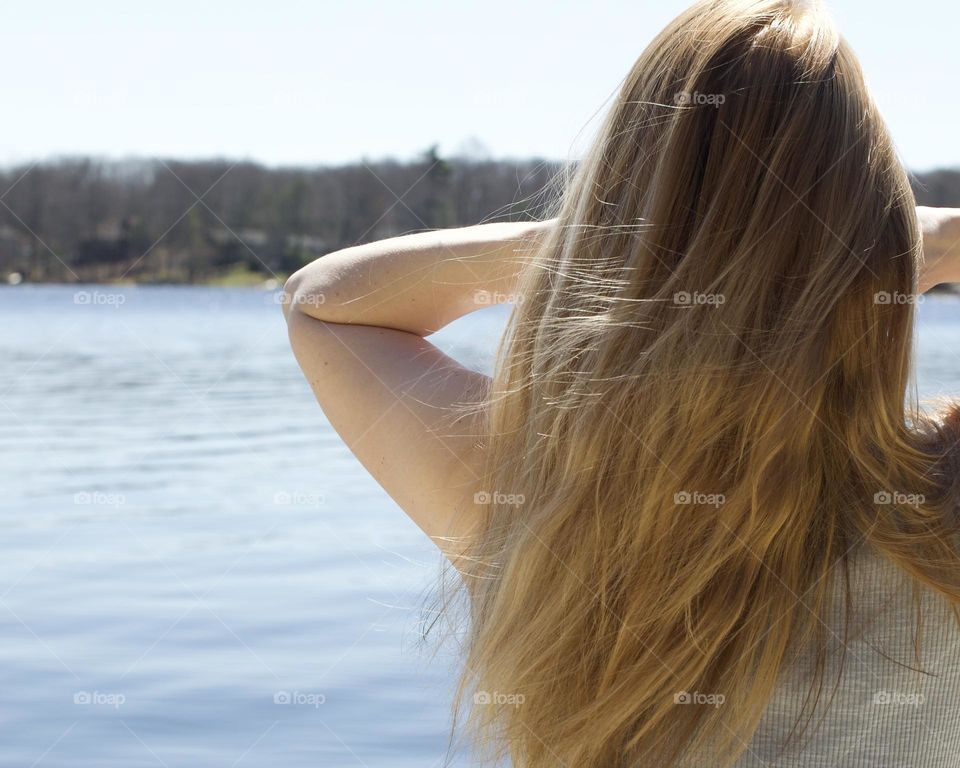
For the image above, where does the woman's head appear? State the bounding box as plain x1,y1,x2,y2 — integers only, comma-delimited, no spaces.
443,1,960,766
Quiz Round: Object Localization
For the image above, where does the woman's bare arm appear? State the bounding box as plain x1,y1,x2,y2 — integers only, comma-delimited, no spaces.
283,220,553,566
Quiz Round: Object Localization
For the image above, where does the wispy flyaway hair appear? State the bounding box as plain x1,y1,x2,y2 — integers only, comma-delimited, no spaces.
442,0,960,765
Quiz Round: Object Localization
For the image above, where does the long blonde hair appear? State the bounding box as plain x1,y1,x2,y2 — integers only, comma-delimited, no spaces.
441,1,960,765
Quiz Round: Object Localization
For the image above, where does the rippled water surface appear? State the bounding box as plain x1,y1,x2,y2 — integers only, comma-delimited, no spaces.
1,285,513,768
1,286,958,767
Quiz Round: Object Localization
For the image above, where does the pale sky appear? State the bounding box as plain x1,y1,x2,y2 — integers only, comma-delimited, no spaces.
3,1,957,171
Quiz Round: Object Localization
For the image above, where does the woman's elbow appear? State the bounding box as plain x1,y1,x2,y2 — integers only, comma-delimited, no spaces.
281,264,332,323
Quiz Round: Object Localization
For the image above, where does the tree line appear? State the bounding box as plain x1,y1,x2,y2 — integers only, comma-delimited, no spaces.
0,146,560,284
0,147,958,284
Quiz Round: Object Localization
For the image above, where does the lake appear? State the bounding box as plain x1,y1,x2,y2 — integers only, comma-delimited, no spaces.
1,285,959,767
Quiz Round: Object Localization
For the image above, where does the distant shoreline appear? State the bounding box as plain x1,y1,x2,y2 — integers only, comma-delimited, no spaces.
4,267,285,289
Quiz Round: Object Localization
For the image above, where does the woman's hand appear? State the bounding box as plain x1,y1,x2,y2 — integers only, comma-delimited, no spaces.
918,206,960,292
282,219,555,336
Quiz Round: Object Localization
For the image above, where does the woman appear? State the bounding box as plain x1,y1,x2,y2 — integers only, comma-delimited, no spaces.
284,0,960,765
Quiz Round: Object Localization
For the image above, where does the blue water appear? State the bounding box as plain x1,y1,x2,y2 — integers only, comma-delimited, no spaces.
1,285,958,767
0,285,512,768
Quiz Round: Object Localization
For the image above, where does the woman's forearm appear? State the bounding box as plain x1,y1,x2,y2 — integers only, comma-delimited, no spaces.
282,219,554,336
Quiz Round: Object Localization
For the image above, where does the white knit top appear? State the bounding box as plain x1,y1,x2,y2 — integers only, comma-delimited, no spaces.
685,543,960,766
